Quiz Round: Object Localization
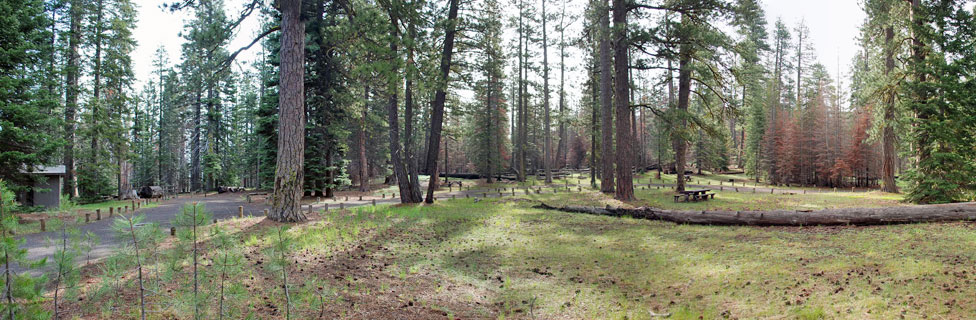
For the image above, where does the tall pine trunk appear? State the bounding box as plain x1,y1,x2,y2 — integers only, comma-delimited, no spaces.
541,0,552,184
674,14,693,192
598,0,614,193
612,0,633,200
63,0,82,198
423,0,460,203
404,24,423,200
270,0,307,222
555,2,568,169
386,10,419,204
881,24,898,193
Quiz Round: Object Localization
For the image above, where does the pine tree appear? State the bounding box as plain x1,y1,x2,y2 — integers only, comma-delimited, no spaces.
0,0,61,190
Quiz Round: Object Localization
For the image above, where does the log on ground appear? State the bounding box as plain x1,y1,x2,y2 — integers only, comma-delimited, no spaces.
534,202,976,226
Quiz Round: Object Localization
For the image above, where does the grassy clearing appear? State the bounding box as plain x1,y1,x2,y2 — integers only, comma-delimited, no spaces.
55,197,976,319
518,184,904,211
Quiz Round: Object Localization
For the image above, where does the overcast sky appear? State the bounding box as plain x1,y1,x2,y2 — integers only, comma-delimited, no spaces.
131,0,866,104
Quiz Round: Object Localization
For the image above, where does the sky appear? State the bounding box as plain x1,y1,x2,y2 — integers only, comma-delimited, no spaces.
131,0,866,103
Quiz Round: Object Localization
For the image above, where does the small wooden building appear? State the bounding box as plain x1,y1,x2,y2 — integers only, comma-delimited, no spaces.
17,165,65,209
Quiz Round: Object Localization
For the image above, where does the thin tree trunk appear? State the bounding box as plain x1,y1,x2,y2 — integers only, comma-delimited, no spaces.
423,0,460,203
542,0,552,184
90,0,104,193
270,0,307,222
63,0,82,198
386,9,417,204
404,23,423,200
674,14,692,193
555,1,568,169
598,0,614,193
359,88,369,192
590,62,598,187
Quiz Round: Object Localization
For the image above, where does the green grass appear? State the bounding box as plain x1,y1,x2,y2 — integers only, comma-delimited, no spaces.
62,191,971,319
516,183,904,211
357,199,976,319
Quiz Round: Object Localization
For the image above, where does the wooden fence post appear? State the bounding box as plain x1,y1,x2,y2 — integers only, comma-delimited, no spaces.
238,206,244,218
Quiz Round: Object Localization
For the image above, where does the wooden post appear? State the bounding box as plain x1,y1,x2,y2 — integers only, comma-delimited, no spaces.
85,213,91,223
308,204,313,214
109,207,113,216
324,204,329,211
95,209,101,220
170,227,176,236
371,199,376,206
359,196,363,201
263,209,269,216
345,196,348,201
238,206,244,218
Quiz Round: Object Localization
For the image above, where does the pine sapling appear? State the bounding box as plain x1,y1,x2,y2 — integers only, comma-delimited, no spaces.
264,226,294,320
0,180,49,319
113,214,148,320
49,195,81,320
172,202,211,319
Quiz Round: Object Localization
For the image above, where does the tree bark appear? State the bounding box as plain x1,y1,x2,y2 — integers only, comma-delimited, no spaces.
598,0,614,194
423,0,460,203
270,0,307,222
536,202,976,226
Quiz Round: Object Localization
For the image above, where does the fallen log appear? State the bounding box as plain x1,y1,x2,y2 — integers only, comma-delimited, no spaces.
534,202,976,226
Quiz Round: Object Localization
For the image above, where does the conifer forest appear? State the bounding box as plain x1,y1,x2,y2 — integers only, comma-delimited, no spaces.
4,0,976,318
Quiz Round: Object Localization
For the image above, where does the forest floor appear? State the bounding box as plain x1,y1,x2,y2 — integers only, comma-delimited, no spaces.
43,174,976,319
48,193,976,319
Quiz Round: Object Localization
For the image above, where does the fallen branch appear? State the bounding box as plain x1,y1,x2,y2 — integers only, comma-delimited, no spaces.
534,202,976,226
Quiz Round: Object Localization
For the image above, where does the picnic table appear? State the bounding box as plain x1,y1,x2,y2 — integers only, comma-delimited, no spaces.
673,189,715,203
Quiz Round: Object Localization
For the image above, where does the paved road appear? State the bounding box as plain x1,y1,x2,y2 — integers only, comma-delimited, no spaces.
14,193,268,274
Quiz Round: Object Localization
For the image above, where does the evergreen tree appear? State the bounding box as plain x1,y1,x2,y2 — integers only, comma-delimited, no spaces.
0,0,61,190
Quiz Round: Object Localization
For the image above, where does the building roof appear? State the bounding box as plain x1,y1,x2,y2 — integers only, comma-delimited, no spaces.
29,165,66,175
